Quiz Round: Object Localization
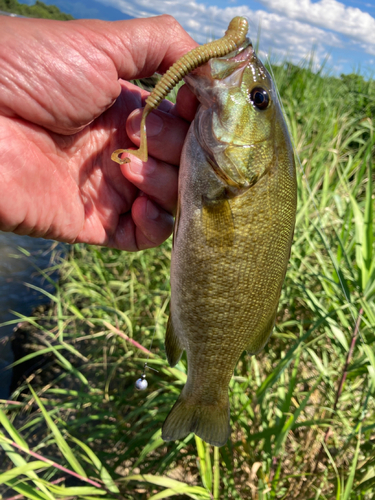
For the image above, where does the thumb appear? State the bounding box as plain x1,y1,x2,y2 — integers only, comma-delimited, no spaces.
0,15,197,135
79,15,198,81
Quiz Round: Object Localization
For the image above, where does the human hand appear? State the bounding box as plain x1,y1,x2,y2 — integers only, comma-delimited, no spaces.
0,15,198,250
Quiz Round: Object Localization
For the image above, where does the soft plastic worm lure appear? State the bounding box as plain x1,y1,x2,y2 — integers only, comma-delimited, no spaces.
111,16,249,165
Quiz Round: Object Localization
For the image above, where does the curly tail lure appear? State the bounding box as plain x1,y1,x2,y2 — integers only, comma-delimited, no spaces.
111,16,249,165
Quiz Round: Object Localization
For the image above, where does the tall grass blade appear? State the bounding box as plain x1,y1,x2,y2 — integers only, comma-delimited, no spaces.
29,386,87,478
0,461,50,484
0,440,55,500
213,446,220,500
0,409,28,448
69,435,119,493
342,427,361,499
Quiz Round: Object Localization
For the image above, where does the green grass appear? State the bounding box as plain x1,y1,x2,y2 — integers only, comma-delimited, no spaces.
1,59,375,499
0,0,74,20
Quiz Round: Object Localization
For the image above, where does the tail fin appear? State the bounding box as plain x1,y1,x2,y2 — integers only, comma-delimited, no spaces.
162,389,230,447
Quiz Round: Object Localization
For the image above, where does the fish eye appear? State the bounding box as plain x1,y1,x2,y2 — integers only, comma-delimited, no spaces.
250,87,270,110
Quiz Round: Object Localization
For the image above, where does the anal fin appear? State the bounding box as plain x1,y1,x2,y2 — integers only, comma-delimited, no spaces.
165,315,183,367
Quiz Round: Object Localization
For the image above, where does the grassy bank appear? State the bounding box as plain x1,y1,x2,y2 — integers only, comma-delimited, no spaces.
0,61,375,499
0,0,74,20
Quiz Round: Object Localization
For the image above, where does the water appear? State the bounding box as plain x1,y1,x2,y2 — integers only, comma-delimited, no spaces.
0,232,65,398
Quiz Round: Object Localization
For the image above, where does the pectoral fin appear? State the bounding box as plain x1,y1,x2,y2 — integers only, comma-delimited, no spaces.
202,197,234,249
165,315,183,367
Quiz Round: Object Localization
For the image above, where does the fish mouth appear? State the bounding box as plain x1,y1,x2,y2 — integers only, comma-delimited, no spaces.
184,41,254,98
212,39,254,69
210,42,254,86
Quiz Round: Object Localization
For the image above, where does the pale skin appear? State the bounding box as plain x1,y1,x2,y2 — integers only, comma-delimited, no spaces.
0,15,199,250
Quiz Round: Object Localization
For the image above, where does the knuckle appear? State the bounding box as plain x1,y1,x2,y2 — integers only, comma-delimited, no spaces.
159,14,181,32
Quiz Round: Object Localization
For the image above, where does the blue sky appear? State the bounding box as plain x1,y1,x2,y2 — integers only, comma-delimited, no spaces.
21,0,375,76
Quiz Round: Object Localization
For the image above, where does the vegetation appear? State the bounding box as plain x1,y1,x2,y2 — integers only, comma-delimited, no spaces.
0,57,375,499
0,0,73,20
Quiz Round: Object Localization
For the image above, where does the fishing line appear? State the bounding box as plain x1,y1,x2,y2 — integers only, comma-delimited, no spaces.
135,327,159,391
266,56,364,342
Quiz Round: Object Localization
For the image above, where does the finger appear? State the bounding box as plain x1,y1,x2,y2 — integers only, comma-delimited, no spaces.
126,107,190,165
3,16,197,135
133,196,174,250
105,80,176,162
94,15,198,80
120,81,174,113
120,155,178,215
171,84,200,122
110,197,174,251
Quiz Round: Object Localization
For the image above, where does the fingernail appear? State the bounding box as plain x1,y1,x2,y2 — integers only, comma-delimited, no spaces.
129,156,156,175
129,110,163,138
146,199,159,220
128,156,143,174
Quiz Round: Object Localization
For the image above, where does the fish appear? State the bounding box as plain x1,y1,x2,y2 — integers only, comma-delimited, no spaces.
161,36,297,447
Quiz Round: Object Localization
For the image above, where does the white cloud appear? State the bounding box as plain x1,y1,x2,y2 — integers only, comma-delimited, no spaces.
186,19,200,29
257,0,375,46
364,45,375,56
99,0,347,66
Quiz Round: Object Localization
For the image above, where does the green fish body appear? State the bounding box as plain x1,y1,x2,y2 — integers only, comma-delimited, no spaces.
162,40,297,447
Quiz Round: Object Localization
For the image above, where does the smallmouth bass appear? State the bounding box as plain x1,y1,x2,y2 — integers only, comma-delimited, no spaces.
162,32,297,447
